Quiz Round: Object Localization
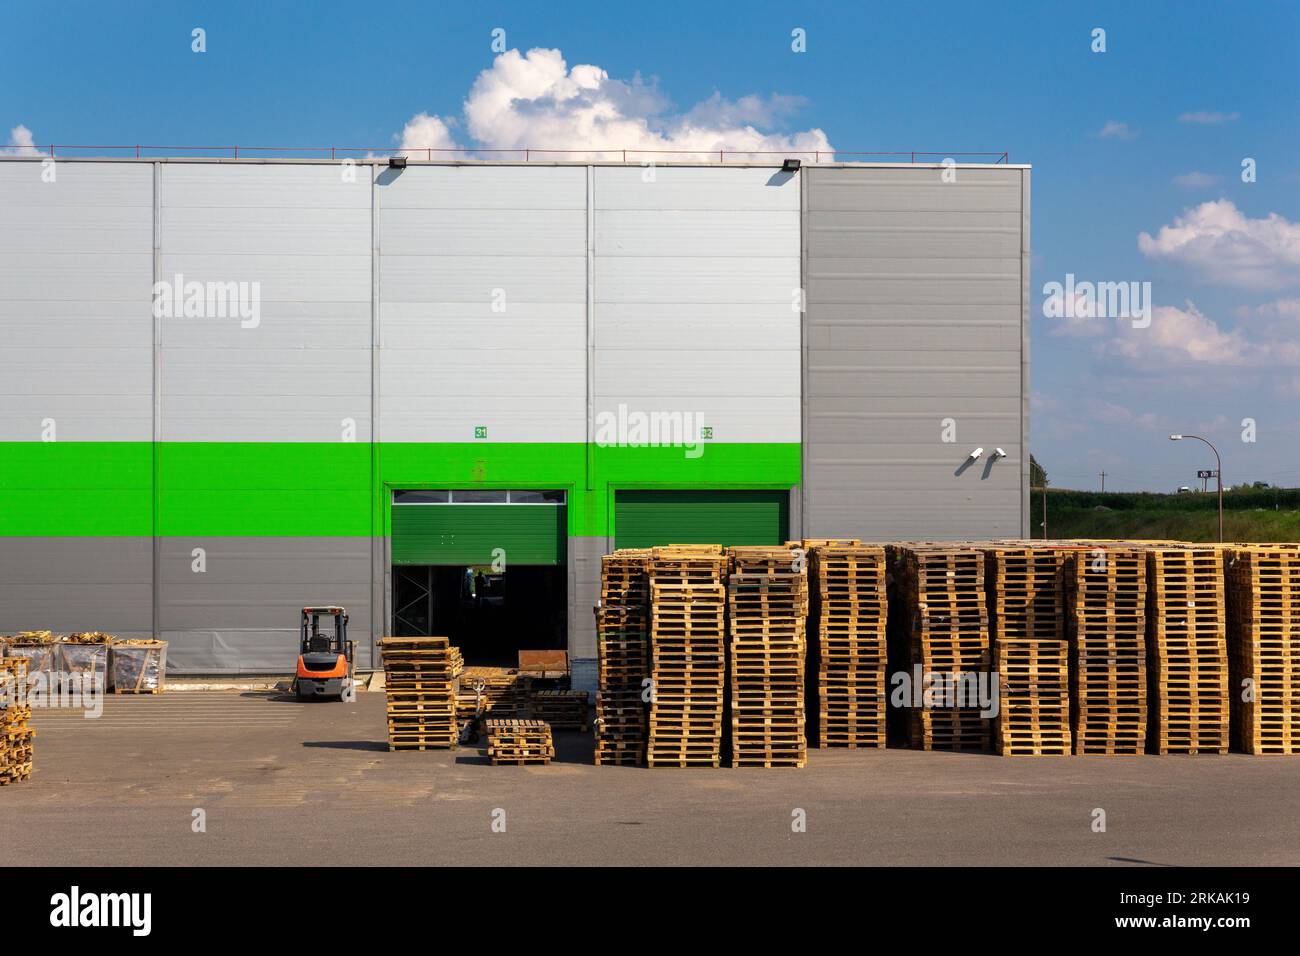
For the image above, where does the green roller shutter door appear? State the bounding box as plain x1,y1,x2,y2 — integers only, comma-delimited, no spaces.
392,505,566,566
614,490,789,550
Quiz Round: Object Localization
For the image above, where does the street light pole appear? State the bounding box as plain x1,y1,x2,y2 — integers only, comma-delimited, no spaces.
1170,434,1223,542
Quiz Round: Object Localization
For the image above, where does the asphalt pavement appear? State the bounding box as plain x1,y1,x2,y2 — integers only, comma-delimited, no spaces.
3,691,1298,866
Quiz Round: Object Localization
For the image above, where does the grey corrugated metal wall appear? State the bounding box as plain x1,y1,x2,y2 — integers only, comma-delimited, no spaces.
0,159,1030,677
801,166,1030,540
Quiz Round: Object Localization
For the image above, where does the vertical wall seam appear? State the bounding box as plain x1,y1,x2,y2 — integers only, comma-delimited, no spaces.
798,168,810,539
585,165,595,495
1020,168,1032,538
371,163,383,658
151,161,162,639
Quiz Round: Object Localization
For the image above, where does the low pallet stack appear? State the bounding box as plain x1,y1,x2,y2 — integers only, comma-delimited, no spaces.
380,636,462,751
728,547,808,768
594,549,651,766
986,546,1071,756
486,719,555,765
532,690,589,731
647,546,728,767
810,544,888,748
456,666,530,723
1066,547,1148,754
891,546,992,752
1147,547,1229,754
1,658,34,786
1227,546,1300,754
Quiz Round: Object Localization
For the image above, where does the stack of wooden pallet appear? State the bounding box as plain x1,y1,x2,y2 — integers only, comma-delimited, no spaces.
531,690,589,731
1,657,34,786
486,718,554,765
456,666,530,722
986,546,1071,756
647,546,728,767
1146,547,1229,754
890,546,992,752
594,549,651,766
1227,546,1300,754
1065,547,1148,754
809,544,888,748
380,636,462,751
728,547,808,767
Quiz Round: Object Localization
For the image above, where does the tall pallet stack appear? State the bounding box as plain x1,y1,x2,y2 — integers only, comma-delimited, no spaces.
1,658,34,786
890,546,992,752
380,636,462,751
809,544,888,748
1146,547,1229,754
1226,546,1300,754
728,547,808,768
647,546,727,767
1065,547,1148,754
986,546,1071,756
594,549,651,766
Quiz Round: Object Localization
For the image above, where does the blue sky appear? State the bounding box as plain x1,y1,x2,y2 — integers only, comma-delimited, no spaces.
3,1,1298,491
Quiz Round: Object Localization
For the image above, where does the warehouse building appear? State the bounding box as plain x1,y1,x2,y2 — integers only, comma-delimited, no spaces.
0,155,1030,687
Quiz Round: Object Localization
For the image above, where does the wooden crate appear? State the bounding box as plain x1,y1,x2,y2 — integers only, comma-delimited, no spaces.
110,640,168,694
1226,546,1300,754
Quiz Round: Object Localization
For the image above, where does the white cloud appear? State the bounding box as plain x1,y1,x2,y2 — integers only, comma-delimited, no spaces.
1178,110,1240,125
1,124,39,156
1098,120,1138,140
1172,171,1222,189
1138,200,1300,290
398,47,832,159
1105,301,1250,365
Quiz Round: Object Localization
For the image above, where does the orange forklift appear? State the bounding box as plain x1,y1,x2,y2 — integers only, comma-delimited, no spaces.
294,606,354,701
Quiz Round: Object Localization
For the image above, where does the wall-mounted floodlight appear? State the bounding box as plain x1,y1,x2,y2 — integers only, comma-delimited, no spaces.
1169,434,1182,441
389,156,408,169
993,448,1007,460
782,158,802,172
968,448,984,461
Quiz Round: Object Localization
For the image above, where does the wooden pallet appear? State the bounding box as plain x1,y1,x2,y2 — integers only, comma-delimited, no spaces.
1226,546,1300,754
531,689,589,732
808,545,889,748
889,546,993,753
646,554,727,767
486,718,555,764
1064,548,1149,754
1146,547,1229,754
380,636,461,751
727,548,808,768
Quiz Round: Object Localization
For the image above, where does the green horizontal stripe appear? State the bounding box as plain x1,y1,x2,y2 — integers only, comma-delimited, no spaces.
0,441,800,538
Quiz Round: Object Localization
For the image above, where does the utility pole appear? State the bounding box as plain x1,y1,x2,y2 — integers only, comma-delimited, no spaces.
1099,471,1106,493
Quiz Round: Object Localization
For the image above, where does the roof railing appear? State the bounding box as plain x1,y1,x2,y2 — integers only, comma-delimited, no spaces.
5,144,1011,164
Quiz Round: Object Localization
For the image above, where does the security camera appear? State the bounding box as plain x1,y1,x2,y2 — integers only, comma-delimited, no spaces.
993,448,1007,460
968,448,984,461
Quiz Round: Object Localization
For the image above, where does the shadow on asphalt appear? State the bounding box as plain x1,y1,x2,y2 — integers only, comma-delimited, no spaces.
302,740,390,752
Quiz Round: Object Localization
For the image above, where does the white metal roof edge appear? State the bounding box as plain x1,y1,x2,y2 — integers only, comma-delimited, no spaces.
0,156,1031,169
